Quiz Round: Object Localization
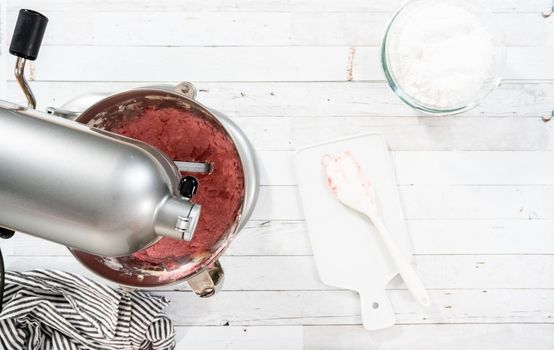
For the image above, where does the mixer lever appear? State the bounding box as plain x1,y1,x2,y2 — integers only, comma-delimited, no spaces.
9,9,48,109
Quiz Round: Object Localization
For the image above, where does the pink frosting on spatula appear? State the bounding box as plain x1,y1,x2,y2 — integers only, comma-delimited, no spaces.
321,152,377,216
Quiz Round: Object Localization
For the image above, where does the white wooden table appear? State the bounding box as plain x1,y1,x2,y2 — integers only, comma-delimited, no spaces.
1,0,554,348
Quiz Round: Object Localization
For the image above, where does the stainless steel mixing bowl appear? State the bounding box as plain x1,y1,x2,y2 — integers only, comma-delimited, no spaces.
53,83,259,296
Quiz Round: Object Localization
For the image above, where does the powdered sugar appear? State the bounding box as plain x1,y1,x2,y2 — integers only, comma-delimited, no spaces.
386,2,501,110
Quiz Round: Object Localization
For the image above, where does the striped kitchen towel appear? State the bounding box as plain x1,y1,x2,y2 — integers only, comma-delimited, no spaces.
0,270,175,350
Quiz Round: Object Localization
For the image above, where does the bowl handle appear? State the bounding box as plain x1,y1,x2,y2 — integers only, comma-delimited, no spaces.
174,82,198,100
187,260,225,298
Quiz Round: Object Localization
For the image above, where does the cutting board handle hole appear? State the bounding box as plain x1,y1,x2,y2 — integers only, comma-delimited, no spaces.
372,302,379,309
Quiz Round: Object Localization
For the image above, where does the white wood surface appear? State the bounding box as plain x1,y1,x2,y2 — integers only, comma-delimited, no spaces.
1,0,554,349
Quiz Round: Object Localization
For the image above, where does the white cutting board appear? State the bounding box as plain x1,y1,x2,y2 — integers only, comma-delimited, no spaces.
295,133,412,330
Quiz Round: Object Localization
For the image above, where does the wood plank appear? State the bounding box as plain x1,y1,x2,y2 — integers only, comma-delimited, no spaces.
7,0,549,13
7,81,553,118
5,12,552,47
303,324,554,350
393,151,554,185
5,219,554,256
175,326,303,350
214,255,554,290
161,289,554,325
259,150,554,186
248,185,554,221
409,219,554,255
195,81,554,118
5,47,553,82
173,324,554,350
399,185,554,220
250,186,303,220
6,255,554,290
8,46,361,82
291,117,554,151
229,220,313,255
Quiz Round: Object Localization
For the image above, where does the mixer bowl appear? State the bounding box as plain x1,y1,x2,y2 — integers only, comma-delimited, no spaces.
64,84,259,293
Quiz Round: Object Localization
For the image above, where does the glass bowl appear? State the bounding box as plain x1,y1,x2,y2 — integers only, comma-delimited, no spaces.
381,0,506,115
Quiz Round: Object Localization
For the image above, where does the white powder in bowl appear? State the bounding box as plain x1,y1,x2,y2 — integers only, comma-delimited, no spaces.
385,2,501,110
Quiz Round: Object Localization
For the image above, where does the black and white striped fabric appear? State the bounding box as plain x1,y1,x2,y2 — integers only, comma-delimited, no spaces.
0,270,175,350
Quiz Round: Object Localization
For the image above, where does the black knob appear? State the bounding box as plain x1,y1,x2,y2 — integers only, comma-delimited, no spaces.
179,176,199,199
9,9,48,61
0,227,15,239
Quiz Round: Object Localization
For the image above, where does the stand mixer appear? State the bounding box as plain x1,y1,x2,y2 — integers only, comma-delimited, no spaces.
0,10,259,302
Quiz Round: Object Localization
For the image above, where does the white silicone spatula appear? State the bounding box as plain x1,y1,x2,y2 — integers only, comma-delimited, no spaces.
322,151,430,307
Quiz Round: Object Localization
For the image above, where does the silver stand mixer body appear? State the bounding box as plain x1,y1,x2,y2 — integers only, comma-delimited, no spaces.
0,100,201,257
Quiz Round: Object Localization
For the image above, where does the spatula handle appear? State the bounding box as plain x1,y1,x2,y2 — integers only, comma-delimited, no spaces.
371,217,431,307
